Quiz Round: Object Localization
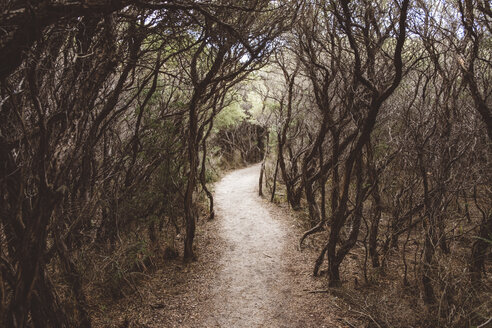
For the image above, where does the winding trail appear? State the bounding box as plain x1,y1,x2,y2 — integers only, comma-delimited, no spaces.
94,164,339,327
204,164,289,327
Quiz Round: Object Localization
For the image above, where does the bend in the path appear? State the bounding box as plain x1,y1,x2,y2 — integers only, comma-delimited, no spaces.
94,164,340,327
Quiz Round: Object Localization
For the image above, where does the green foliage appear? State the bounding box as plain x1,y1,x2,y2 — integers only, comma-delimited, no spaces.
105,238,153,299
214,101,246,130
204,164,219,183
247,92,265,120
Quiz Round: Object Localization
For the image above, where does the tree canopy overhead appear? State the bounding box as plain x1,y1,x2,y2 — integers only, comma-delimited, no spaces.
0,0,490,327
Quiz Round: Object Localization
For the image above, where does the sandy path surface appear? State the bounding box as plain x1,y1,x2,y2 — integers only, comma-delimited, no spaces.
202,165,290,327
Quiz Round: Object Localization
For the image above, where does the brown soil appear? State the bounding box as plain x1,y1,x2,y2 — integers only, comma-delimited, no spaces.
92,165,347,327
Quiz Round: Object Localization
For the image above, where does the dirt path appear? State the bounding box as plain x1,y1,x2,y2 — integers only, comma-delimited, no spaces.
197,164,340,327
202,165,290,326
94,165,342,327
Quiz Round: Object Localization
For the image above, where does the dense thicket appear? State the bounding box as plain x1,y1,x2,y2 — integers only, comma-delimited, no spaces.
0,0,491,327
0,1,295,326
258,0,491,326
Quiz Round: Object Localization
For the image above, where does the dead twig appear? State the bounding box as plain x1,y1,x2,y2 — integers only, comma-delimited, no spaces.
478,317,492,328
304,289,330,294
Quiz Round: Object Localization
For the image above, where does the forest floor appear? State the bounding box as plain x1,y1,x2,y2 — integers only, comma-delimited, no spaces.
92,165,356,327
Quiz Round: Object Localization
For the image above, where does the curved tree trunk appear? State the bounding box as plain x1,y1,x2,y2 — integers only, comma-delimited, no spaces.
259,131,269,197
200,122,215,221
